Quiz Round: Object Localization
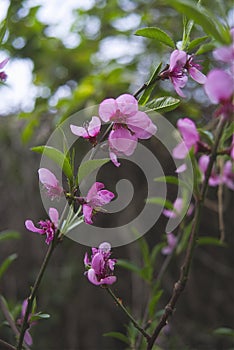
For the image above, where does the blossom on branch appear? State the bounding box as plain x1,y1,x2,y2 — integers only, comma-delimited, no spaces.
70,116,101,145
99,94,157,166
198,155,220,187
38,168,63,199
161,233,178,255
81,182,115,224
25,208,59,244
222,160,234,190
84,242,117,286
17,299,36,346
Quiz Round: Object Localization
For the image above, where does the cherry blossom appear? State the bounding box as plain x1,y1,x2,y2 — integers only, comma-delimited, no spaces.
38,168,63,199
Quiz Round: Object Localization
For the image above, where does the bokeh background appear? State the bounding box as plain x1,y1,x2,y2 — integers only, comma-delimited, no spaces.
0,0,234,349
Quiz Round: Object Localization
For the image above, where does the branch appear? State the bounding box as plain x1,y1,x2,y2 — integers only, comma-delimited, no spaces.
147,117,226,349
106,287,150,342
0,339,16,350
16,236,59,350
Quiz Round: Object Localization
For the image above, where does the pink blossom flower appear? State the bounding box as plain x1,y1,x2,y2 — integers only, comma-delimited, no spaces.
161,233,178,255
163,197,193,218
204,69,234,118
84,242,117,285
198,155,220,186
81,182,115,224
0,58,9,81
163,198,184,218
25,208,59,244
99,94,157,166
17,300,36,346
70,116,101,145
160,50,188,97
38,168,63,199
222,160,234,190
173,118,200,159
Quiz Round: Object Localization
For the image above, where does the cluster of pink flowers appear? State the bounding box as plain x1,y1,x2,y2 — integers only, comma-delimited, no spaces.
71,93,157,167
84,242,117,286
160,50,206,97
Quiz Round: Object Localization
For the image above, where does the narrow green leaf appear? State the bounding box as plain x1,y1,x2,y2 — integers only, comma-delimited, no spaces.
145,97,180,113
135,27,175,48
138,62,162,106
169,0,231,44
197,237,226,247
176,221,193,254
197,129,214,146
196,42,216,55
0,20,7,44
187,36,209,51
149,290,163,318
31,146,73,180
147,197,173,210
213,327,234,337
150,242,165,265
77,158,110,184
137,237,150,265
103,332,129,345
117,259,141,274
0,254,18,279
31,313,50,321
0,230,20,242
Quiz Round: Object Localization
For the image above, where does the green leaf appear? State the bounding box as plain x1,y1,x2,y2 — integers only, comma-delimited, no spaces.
117,259,141,274
135,27,175,48
213,327,234,337
169,0,231,44
150,243,165,265
147,197,173,210
176,221,193,254
197,129,214,146
0,230,20,242
197,237,226,247
0,254,18,280
145,97,180,113
31,146,73,180
138,62,162,106
0,20,7,44
30,312,50,321
196,42,216,55
103,332,129,345
187,36,209,51
149,290,163,318
77,158,110,184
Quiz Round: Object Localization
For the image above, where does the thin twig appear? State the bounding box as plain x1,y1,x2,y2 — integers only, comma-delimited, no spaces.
0,339,16,350
16,236,59,350
217,158,225,242
146,117,226,349
106,287,150,342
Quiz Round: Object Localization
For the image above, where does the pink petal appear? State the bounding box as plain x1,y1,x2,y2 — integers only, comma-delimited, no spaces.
177,118,199,149
100,276,117,285
24,330,33,346
173,198,183,214
198,155,209,174
99,98,117,122
83,204,93,224
91,253,105,274
70,125,89,138
25,220,44,234
84,252,90,266
99,242,111,253
88,116,101,137
189,66,207,84
86,182,104,202
171,75,188,98
116,94,138,116
108,259,116,271
49,208,59,226
163,209,177,218
175,163,187,173
173,142,189,159
38,168,59,188
109,128,138,156
109,150,121,167
204,69,234,104
21,300,28,317
167,233,177,248
127,111,157,139
90,189,115,207
169,50,187,71
0,58,9,69
161,246,173,255
213,46,234,63
87,268,101,285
